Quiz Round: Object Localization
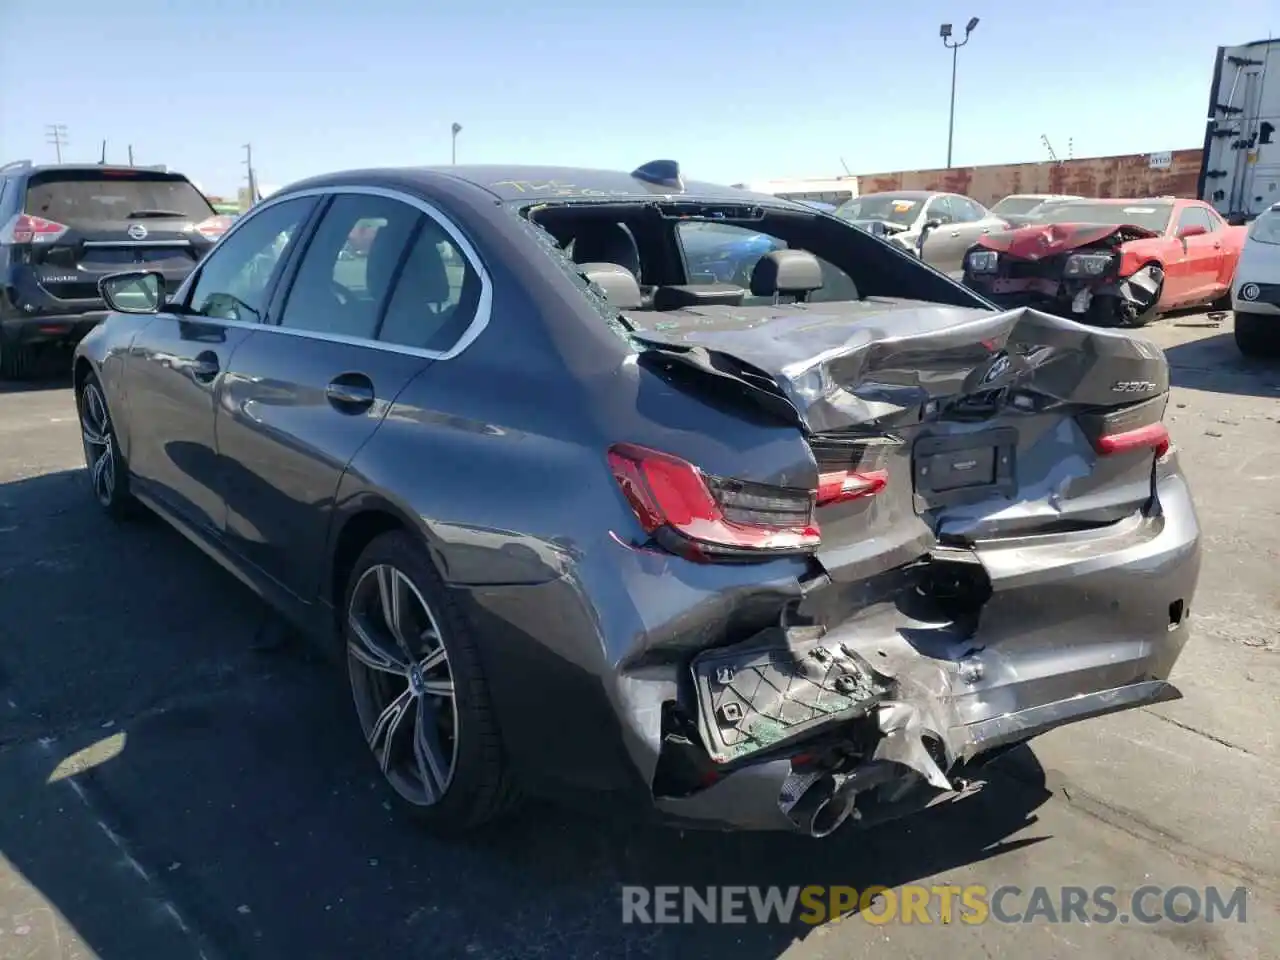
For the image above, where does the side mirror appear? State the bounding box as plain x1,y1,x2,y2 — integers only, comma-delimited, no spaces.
1177,224,1208,239
100,270,164,314
917,218,943,255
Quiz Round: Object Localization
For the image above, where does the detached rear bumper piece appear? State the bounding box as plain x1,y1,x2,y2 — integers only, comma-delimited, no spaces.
656,468,1200,835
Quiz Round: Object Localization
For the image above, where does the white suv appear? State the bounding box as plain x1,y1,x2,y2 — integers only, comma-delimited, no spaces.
1232,202,1280,357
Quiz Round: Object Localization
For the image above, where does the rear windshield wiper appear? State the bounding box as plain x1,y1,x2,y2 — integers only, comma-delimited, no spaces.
125,209,190,218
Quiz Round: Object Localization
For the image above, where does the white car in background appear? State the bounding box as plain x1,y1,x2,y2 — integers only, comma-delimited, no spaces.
989,193,1082,226
1232,201,1280,357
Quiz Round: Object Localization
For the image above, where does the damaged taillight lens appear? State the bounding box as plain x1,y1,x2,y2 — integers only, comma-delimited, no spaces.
1094,422,1171,458
816,469,889,506
607,443,820,561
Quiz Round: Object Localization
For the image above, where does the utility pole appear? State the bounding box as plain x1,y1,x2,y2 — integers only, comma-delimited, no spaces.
243,143,260,205
45,124,68,163
451,122,462,164
939,17,980,168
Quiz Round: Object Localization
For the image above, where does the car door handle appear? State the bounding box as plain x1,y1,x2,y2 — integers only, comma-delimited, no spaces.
188,351,219,382
326,374,375,412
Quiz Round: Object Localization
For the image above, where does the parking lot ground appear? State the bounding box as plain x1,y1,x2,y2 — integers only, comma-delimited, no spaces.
0,311,1276,960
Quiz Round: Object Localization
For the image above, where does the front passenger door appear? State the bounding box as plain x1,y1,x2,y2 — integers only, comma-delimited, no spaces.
123,196,316,534
949,196,998,262
918,195,962,274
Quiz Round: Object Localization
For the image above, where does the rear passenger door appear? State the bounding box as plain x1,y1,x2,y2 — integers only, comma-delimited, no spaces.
215,188,486,602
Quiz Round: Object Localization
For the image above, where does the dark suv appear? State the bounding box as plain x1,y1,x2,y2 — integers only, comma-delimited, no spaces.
0,160,230,378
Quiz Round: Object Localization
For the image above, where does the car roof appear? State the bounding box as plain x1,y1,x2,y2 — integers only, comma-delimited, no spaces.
280,164,785,207
0,161,184,180
1056,197,1177,206
856,190,936,200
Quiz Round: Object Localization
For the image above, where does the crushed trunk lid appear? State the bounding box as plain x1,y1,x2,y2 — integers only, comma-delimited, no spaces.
633,300,1170,579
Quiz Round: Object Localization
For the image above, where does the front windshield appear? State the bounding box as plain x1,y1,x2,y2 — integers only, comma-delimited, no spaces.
1032,202,1173,233
1247,209,1280,245
992,196,1050,216
833,195,921,226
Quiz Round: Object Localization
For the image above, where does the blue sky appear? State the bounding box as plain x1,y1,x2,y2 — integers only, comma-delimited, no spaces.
0,0,1273,196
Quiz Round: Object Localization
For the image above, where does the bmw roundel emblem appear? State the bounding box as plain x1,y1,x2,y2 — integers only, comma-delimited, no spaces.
127,223,149,240
1239,282,1260,301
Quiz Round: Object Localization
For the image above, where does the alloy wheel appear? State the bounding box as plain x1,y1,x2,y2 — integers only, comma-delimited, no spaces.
347,563,459,806
80,382,116,506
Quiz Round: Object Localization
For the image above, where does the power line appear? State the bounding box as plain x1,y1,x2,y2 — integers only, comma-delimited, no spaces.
45,124,68,163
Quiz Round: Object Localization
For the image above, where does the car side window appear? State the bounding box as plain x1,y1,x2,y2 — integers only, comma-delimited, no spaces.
952,196,985,222
187,197,314,323
925,196,955,224
277,193,421,340
1176,207,1214,235
377,215,480,352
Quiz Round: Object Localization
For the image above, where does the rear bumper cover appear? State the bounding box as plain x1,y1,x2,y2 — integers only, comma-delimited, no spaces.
656,466,1200,832
464,464,1199,835
2,276,108,343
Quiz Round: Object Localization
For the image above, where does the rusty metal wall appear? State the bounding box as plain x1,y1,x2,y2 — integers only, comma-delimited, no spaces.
856,149,1204,206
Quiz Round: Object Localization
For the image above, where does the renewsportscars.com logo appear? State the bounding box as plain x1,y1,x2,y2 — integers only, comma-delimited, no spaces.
621,884,1250,926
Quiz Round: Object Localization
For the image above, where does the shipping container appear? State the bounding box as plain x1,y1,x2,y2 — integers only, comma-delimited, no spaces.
1198,38,1280,223
853,150,1203,208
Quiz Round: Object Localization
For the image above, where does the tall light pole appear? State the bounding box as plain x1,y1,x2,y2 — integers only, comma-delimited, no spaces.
451,122,462,164
940,17,979,168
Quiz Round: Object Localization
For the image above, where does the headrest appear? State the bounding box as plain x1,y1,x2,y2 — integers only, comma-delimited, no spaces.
580,262,642,310
750,249,824,297
571,222,641,279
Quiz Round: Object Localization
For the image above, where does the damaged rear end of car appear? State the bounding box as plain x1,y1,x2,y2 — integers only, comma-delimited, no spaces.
963,221,1166,327
596,299,1199,838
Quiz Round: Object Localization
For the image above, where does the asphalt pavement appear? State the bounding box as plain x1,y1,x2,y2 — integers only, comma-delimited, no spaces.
0,312,1276,960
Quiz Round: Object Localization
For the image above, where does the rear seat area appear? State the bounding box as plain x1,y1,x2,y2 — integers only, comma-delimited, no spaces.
581,249,830,313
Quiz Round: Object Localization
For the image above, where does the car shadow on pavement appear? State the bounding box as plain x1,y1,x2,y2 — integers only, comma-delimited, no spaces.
0,469,1054,960
0,347,75,391
1163,329,1280,399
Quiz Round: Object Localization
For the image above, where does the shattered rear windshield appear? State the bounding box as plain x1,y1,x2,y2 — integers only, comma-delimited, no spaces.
1032,202,1173,233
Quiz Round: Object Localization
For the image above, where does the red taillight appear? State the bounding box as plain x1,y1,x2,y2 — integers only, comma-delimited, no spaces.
607,443,821,561
193,215,232,241
816,469,889,506
2,213,69,245
1095,422,1170,458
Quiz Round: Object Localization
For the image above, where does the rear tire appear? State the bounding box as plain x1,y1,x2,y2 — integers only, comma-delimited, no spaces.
1234,312,1280,358
77,372,139,519
342,530,519,831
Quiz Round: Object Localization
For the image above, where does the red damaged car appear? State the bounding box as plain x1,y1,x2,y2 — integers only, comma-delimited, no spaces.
961,198,1246,327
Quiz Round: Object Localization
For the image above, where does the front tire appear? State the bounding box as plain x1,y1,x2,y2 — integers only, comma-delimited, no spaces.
343,531,518,831
1234,312,1280,358
77,372,137,519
